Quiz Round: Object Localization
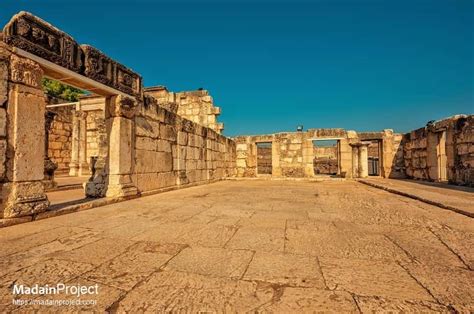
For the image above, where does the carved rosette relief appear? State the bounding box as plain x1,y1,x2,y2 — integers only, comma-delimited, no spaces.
110,95,138,119
9,54,42,88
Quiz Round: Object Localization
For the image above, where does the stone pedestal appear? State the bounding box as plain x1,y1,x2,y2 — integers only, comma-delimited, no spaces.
104,95,138,198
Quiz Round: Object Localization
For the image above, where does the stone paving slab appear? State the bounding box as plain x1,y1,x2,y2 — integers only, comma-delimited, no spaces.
0,180,472,312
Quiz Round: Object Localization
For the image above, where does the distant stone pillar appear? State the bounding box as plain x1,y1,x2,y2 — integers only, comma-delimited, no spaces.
358,143,370,178
78,111,89,176
3,54,49,218
351,144,359,178
69,110,80,176
44,111,58,189
104,95,138,198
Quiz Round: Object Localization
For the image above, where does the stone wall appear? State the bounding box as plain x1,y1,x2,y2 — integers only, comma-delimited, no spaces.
132,95,235,194
403,115,474,186
145,86,224,133
47,105,73,174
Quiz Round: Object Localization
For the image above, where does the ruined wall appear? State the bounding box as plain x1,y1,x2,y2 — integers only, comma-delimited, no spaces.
0,42,9,188
47,105,73,174
235,129,356,178
403,115,474,186
132,95,235,193
145,86,224,133
235,129,403,179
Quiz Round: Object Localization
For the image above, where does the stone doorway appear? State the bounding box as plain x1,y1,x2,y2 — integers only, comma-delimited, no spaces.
256,142,272,175
367,140,381,176
312,139,339,176
0,12,141,220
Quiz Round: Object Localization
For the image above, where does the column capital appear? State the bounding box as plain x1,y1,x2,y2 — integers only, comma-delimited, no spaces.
108,95,138,119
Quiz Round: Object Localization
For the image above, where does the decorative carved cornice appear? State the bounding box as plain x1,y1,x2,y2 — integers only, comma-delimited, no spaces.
3,12,142,97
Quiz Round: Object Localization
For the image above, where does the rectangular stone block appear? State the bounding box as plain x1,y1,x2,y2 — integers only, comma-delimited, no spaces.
135,136,156,151
7,84,45,182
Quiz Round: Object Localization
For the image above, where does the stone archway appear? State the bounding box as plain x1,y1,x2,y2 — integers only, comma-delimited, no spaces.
0,12,142,220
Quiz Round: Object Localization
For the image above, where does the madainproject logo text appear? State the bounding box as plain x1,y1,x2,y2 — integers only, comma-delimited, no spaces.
12,284,99,297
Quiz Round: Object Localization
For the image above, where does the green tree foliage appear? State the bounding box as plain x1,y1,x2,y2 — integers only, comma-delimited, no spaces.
42,78,86,102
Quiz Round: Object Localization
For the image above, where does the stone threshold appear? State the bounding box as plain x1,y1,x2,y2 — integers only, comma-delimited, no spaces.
0,179,225,229
358,179,474,218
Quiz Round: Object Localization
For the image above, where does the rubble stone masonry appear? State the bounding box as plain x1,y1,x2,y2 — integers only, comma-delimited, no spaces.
403,115,474,186
47,105,73,174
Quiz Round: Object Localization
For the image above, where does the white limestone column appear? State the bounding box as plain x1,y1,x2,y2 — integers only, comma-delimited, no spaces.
78,111,89,176
358,143,369,178
69,110,80,176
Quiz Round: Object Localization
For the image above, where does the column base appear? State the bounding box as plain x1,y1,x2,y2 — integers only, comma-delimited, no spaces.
69,162,80,176
2,181,49,218
78,162,91,176
105,174,138,198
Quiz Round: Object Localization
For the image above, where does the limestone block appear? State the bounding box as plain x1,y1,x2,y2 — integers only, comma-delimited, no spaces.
0,59,7,107
2,181,49,218
136,136,156,151
177,132,188,146
0,139,6,179
108,117,132,175
157,139,172,152
236,159,247,168
156,152,173,172
0,107,6,137
236,144,248,151
160,123,177,141
7,84,45,182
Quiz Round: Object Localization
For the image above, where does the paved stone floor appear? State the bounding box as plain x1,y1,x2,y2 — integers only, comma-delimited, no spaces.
0,180,473,312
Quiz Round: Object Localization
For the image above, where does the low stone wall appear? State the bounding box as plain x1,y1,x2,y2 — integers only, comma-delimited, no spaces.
132,96,235,193
403,115,474,186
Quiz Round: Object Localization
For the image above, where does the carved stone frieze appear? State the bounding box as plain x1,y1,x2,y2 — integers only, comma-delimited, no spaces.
3,12,142,98
3,11,83,72
82,45,142,97
9,54,42,88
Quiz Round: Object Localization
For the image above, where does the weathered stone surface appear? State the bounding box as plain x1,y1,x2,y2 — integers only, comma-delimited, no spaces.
165,247,254,279
3,12,83,72
243,252,326,288
259,288,359,312
115,270,272,312
0,180,473,311
85,241,184,291
320,257,433,301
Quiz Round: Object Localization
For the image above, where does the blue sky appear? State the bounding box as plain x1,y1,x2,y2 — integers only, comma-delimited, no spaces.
1,0,473,136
